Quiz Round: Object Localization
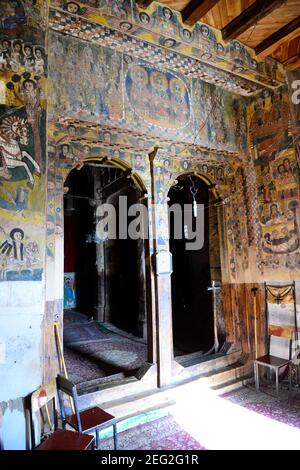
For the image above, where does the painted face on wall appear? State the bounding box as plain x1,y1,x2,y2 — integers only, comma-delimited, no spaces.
66,2,80,14
10,228,24,241
233,41,241,52
153,73,166,91
103,132,111,143
162,7,172,20
67,125,76,137
216,43,224,54
135,154,142,167
182,29,191,41
2,40,10,50
24,79,36,92
163,38,176,48
61,144,69,157
139,12,150,25
24,46,32,56
120,21,132,31
13,42,22,52
169,144,176,155
270,204,280,217
164,159,170,170
217,168,224,179
200,25,209,38
35,48,42,59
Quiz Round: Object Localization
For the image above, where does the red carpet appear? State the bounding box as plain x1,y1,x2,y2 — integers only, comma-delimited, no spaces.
101,415,205,450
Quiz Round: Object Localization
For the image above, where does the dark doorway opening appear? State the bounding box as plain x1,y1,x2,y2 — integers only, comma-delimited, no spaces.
168,174,219,357
63,162,148,390
64,165,97,317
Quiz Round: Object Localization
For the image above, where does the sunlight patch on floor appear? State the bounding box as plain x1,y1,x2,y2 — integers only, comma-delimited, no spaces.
172,384,300,450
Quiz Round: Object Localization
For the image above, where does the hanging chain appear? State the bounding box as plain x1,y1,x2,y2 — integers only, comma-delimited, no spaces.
189,175,198,217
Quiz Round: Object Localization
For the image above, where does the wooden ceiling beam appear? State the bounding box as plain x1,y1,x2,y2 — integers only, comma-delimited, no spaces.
221,0,285,41
283,53,300,71
181,0,220,26
255,16,300,56
136,0,153,8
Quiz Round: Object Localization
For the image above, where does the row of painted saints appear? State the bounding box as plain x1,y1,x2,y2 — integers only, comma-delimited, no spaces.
126,66,190,129
58,0,259,73
49,35,122,120
258,157,298,202
0,38,45,74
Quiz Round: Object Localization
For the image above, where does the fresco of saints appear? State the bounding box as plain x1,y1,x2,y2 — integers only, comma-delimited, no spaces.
154,6,177,37
10,40,23,72
169,78,189,127
129,66,151,118
150,71,170,123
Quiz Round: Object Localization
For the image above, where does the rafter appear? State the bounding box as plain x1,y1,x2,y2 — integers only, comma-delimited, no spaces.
255,16,300,57
136,0,153,8
181,0,220,26
283,52,300,71
221,0,285,41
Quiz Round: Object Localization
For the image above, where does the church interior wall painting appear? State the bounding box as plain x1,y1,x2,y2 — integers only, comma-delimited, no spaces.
48,30,247,153
49,0,285,91
248,89,300,280
0,0,47,282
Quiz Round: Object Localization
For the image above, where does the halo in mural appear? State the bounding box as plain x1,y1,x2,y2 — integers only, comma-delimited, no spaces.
125,64,191,129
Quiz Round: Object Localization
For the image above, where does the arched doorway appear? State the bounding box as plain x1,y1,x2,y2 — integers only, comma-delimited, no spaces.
62,160,149,389
168,173,222,359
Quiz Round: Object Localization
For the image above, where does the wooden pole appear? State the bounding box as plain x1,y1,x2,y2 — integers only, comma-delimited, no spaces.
54,322,75,414
251,287,258,359
44,403,53,431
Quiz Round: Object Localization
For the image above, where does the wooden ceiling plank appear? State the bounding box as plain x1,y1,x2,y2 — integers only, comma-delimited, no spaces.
255,16,300,56
181,0,221,26
136,0,154,8
221,0,285,41
284,54,300,70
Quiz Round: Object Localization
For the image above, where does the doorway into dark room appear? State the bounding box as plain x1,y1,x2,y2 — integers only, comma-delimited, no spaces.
63,162,148,390
64,165,96,318
168,174,221,359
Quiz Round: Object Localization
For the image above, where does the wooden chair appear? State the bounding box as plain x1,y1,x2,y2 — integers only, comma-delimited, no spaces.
29,379,94,450
56,374,118,449
254,282,297,396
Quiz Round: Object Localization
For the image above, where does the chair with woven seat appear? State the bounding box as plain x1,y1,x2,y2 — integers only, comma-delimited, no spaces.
29,379,94,450
56,374,118,449
254,282,297,396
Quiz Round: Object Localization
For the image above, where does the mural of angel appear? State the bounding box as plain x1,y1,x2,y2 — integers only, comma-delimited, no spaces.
0,116,41,189
0,225,41,280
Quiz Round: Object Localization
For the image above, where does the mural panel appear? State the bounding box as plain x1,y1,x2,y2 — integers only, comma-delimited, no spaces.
125,65,191,129
50,0,285,89
48,31,123,122
249,91,300,278
0,0,46,281
48,30,247,152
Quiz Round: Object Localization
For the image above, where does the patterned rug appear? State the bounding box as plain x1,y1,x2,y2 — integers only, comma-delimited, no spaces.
68,338,147,372
63,313,148,384
63,309,90,325
64,322,110,344
64,346,110,384
222,384,300,429
100,414,205,450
